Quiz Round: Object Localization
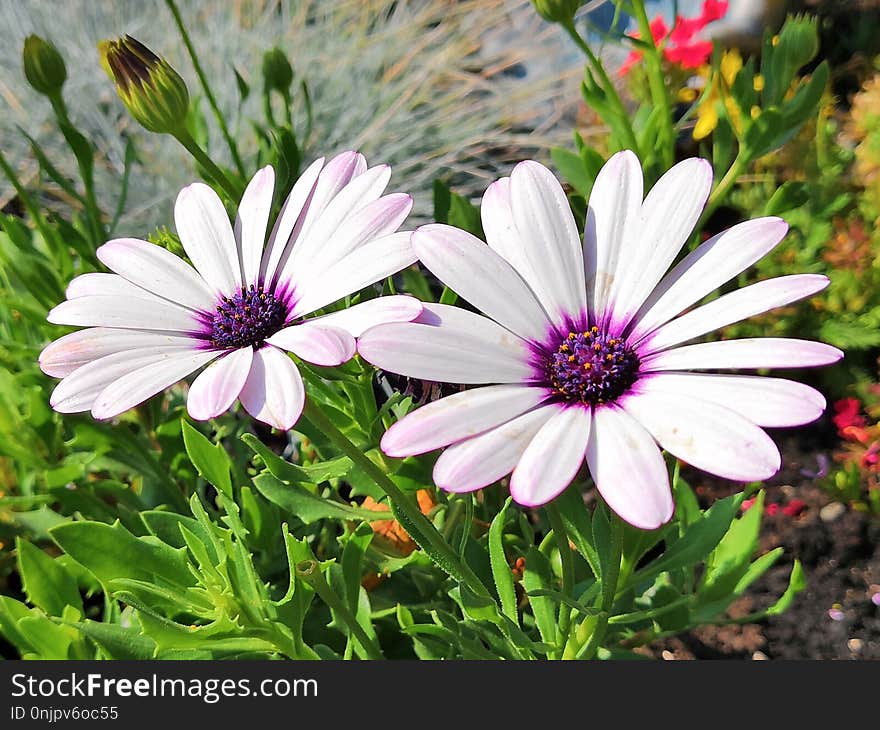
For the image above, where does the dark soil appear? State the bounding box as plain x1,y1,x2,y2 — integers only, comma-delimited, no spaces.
645,431,880,660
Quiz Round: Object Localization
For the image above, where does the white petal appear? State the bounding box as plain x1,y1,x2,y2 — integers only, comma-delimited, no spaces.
66,273,176,308
357,303,533,384
629,217,789,341
610,158,714,327
187,347,253,421
412,224,552,342
621,390,781,481
91,349,219,419
586,405,673,530
238,345,305,430
97,238,216,312
510,160,587,320
309,295,422,337
433,405,560,494
40,328,196,378
235,166,275,287
50,346,200,413
174,182,241,297
284,164,391,283
266,323,355,366
295,151,365,239
263,157,324,287
583,150,643,320
643,274,830,353
306,193,412,280
48,296,203,333
510,405,591,507
290,232,416,318
636,373,826,427
643,338,844,371
381,384,550,457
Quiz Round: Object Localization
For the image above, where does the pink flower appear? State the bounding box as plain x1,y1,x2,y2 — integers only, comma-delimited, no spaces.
358,152,839,529
782,499,806,517
41,154,421,429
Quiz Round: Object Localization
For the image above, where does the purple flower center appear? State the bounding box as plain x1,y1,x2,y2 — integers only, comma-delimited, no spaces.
544,327,640,405
210,285,286,349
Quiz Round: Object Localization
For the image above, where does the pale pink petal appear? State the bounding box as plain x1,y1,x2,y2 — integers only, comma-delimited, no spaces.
97,237,215,311
48,296,202,333
629,217,789,341
91,349,219,419
509,405,591,507
295,151,364,240
306,193,412,280
174,182,241,297
510,160,587,320
289,232,416,318
187,347,254,421
610,158,713,326
433,405,560,494
412,224,552,341
357,303,533,384
636,373,825,428
586,405,673,530
643,274,830,353
40,328,195,378
583,150,643,319
262,157,324,287
643,338,844,371
381,384,550,457
50,347,200,413
238,345,305,430
309,295,422,337
621,390,781,481
265,323,355,366
235,166,275,287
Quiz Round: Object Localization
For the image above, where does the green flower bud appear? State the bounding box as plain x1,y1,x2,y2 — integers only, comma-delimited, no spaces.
99,35,189,135
22,35,67,97
262,47,293,95
531,0,581,24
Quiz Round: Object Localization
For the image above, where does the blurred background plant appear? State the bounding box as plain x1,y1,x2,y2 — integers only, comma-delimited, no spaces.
1,0,879,661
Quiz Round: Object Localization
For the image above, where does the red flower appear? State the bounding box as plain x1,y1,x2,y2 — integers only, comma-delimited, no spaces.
701,0,729,23
782,499,807,517
833,398,867,435
665,40,714,68
765,503,780,517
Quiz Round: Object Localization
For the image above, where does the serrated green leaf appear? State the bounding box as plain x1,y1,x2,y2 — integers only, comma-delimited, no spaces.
16,537,83,617
182,420,232,497
488,497,518,623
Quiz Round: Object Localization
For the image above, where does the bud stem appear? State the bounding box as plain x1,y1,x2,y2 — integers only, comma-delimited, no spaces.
174,128,242,202
164,0,246,178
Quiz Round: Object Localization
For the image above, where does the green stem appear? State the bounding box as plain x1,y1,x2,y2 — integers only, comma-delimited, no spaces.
164,0,246,178
173,128,241,202
547,503,574,659
701,149,748,225
561,20,641,157
300,398,490,599
575,509,623,660
295,559,383,659
631,0,674,169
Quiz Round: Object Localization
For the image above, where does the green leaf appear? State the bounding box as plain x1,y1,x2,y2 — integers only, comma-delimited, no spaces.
16,537,82,617
488,498,518,623
764,181,810,216
631,492,744,586
556,485,600,576
763,560,806,616
252,473,386,524
522,548,556,645
242,432,352,484
551,147,592,198
182,420,232,497
50,521,195,588
17,615,73,659
433,179,482,236
70,618,157,660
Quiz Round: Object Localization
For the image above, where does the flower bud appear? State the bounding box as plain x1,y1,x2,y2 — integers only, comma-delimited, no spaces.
531,0,581,24
22,35,67,97
99,35,189,135
262,47,293,95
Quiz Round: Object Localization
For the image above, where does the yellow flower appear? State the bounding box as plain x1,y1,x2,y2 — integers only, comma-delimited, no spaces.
693,49,744,141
